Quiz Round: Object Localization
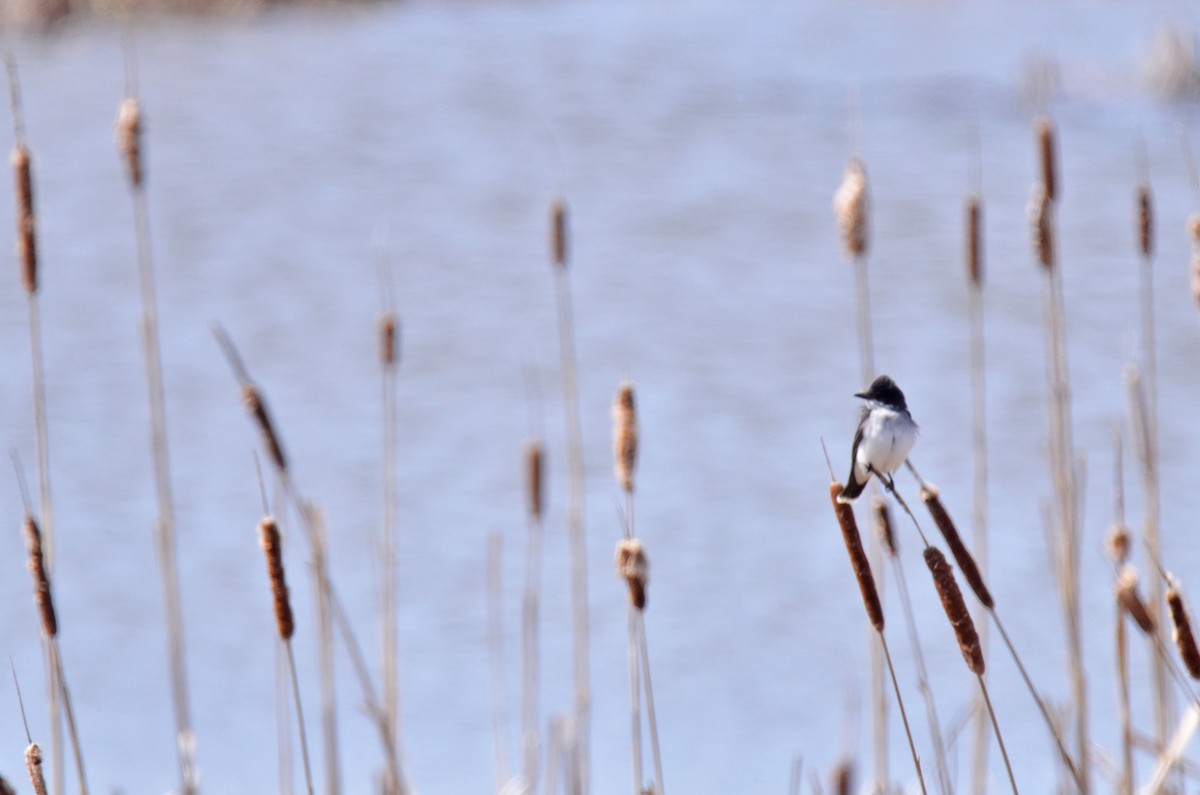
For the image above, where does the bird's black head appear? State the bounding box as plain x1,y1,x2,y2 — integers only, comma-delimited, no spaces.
855,375,907,410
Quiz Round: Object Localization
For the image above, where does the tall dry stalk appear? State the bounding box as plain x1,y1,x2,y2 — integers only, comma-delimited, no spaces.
521,440,545,792
378,290,401,795
310,504,340,795
1108,434,1136,795
113,57,198,792
547,198,591,794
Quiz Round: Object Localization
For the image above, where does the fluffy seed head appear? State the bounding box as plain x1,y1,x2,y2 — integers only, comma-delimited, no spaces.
12,145,36,295
259,517,294,640
612,380,638,493
115,97,143,188
833,159,869,258
830,482,883,632
1116,566,1155,635
925,546,985,674
615,538,649,610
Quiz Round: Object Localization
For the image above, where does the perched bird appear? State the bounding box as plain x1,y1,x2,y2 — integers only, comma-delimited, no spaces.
838,375,918,503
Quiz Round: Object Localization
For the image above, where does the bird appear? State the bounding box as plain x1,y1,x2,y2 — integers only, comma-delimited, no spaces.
837,375,918,503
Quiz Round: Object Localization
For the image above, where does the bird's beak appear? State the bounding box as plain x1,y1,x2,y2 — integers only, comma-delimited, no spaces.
854,391,868,399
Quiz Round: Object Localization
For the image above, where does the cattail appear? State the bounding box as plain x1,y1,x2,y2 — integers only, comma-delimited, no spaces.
12,145,36,295
526,441,544,521
1029,182,1054,270
919,485,993,609
872,496,896,556
1166,582,1200,679
614,538,648,611
115,97,143,189
831,761,853,795
833,159,869,257
966,193,982,287
925,547,985,674
1036,117,1057,202
612,380,637,493
1188,214,1200,305
829,482,883,632
22,516,56,638
1116,566,1154,635
24,743,46,795
1106,523,1131,566
1136,183,1153,259
259,517,294,640
242,384,288,472
550,199,567,268
0,772,17,795
379,312,397,367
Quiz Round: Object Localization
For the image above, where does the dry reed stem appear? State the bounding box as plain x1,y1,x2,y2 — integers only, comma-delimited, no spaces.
924,547,984,674
1166,585,1200,680
259,517,294,640
613,381,638,496
486,533,512,790
378,304,399,795
829,482,883,632
615,539,649,612
1036,117,1057,202
243,385,288,473
1115,600,1133,795
24,743,46,795
520,438,544,790
311,505,341,795
627,609,643,795
833,160,869,258
637,611,665,795
12,145,36,294
1117,567,1155,635
115,97,142,188
976,676,1019,793
966,194,983,287
1137,184,1153,259
872,497,896,557
23,516,56,638
919,485,993,609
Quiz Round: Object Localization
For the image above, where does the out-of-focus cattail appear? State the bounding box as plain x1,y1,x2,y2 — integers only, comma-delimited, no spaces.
1188,214,1200,305
872,496,896,557
526,441,544,521
919,485,993,609
259,517,294,640
12,145,36,295
925,547,985,674
22,516,56,638
614,538,648,611
242,384,288,473
0,772,17,795
1106,523,1131,566
1166,582,1200,679
1029,183,1054,270
550,199,568,268
24,743,46,795
833,159,869,258
379,312,397,367
1116,566,1154,635
1036,117,1057,202
829,482,883,632
612,380,637,494
966,193,983,288
1137,183,1153,259
831,761,853,795
115,97,143,189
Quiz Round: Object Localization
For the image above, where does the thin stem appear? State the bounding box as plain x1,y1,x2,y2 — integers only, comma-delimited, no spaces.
638,612,665,795
969,266,991,795
312,508,340,795
285,641,315,795
488,534,512,791
521,512,543,792
1116,605,1133,795
977,675,1017,794
628,610,643,795
49,641,87,795
879,634,927,794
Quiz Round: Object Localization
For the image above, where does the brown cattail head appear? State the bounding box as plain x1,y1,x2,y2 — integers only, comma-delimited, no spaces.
831,761,853,795
1036,116,1057,202
242,384,288,473
525,440,544,521
829,482,884,632
0,772,17,795
833,159,869,258
1116,566,1155,635
1137,183,1153,259
379,312,398,368
1167,582,1200,679
966,193,983,288
259,517,294,640
612,380,638,493
24,743,46,795
22,516,56,638
614,538,649,611
919,485,993,609
12,145,36,295
872,496,896,557
924,546,985,674
115,97,143,189
1029,182,1054,270
550,198,568,268
1106,523,1131,566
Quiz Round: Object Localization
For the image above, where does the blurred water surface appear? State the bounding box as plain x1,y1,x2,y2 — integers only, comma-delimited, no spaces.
3,0,1200,791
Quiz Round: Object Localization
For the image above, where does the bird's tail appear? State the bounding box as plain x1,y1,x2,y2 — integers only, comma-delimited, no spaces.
837,467,868,503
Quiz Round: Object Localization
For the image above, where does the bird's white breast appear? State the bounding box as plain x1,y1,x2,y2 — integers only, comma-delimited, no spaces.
855,407,918,476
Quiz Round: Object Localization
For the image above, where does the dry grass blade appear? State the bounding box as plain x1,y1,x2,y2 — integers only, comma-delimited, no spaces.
919,485,993,609
829,482,883,632
1166,584,1200,680
924,547,984,674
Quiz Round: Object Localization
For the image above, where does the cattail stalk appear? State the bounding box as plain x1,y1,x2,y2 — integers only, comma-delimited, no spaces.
1166,585,1200,680
487,534,513,792
24,744,47,795
113,78,198,793
259,516,313,795
548,197,592,793
379,307,399,795
521,441,544,791
311,506,341,795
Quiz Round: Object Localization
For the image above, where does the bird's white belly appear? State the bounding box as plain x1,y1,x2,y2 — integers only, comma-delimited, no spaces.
855,410,917,476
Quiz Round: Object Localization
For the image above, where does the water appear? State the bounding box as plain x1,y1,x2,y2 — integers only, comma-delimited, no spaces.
2,0,1200,791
